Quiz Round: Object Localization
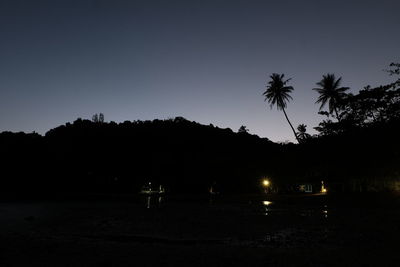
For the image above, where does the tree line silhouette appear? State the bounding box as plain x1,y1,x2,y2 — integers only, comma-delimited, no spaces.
0,117,281,196
261,62,400,192
263,62,400,143
0,63,399,196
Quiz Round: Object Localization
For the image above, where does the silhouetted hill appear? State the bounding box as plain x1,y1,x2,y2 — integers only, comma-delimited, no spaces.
1,117,399,195
1,117,279,195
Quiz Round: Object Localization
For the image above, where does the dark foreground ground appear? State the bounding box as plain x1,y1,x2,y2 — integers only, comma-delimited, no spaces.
1,192,400,266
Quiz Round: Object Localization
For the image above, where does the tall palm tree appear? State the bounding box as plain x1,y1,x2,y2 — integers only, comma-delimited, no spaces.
313,74,349,121
263,73,300,143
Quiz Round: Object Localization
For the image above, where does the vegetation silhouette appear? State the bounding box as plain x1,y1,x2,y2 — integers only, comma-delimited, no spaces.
296,124,311,142
263,73,300,143
0,63,399,197
314,65,399,136
313,73,349,122
0,117,281,197
238,125,249,134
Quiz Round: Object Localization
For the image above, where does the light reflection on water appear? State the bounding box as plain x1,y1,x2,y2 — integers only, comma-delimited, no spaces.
142,196,164,209
140,195,329,218
262,201,273,216
260,199,328,218
323,205,328,218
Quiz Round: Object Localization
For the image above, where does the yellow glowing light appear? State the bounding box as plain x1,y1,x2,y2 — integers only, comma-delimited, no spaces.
263,201,272,206
321,180,327,193
262,179,270,187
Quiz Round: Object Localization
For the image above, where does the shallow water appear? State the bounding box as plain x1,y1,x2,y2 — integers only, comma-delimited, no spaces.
1,193,400,266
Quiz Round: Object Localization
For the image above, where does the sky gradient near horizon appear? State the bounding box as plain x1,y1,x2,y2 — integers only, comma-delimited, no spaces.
0,0,399,142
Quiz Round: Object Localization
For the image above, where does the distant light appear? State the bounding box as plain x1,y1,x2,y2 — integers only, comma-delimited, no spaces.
321,180,327,193
263,201,272,206
323,209,328,218
262,179,270,187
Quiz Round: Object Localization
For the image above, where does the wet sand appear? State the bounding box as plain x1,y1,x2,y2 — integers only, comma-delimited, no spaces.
1,193,400,266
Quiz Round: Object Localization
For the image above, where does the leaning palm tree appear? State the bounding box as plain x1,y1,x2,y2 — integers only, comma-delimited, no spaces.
263,73,300,143
313,74,349,121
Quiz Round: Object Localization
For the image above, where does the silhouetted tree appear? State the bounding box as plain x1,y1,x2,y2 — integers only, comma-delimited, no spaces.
313,74,349,121
92,114,99,123
297,124,311,142
92,113,104,123
238,125,249,134
336,64,400,128
99,113,104,123
263,73,300,143
385,62,400,76
314,64,400,136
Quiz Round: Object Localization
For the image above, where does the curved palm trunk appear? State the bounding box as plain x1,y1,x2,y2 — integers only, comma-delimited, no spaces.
282,107,300,143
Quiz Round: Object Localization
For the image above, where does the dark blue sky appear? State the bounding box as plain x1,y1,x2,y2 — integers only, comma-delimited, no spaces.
0,0,399,142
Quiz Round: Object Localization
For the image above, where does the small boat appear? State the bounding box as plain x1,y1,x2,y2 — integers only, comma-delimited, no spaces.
140,182,165,195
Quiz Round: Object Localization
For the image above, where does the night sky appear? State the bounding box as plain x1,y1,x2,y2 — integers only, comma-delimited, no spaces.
0,0,399,142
